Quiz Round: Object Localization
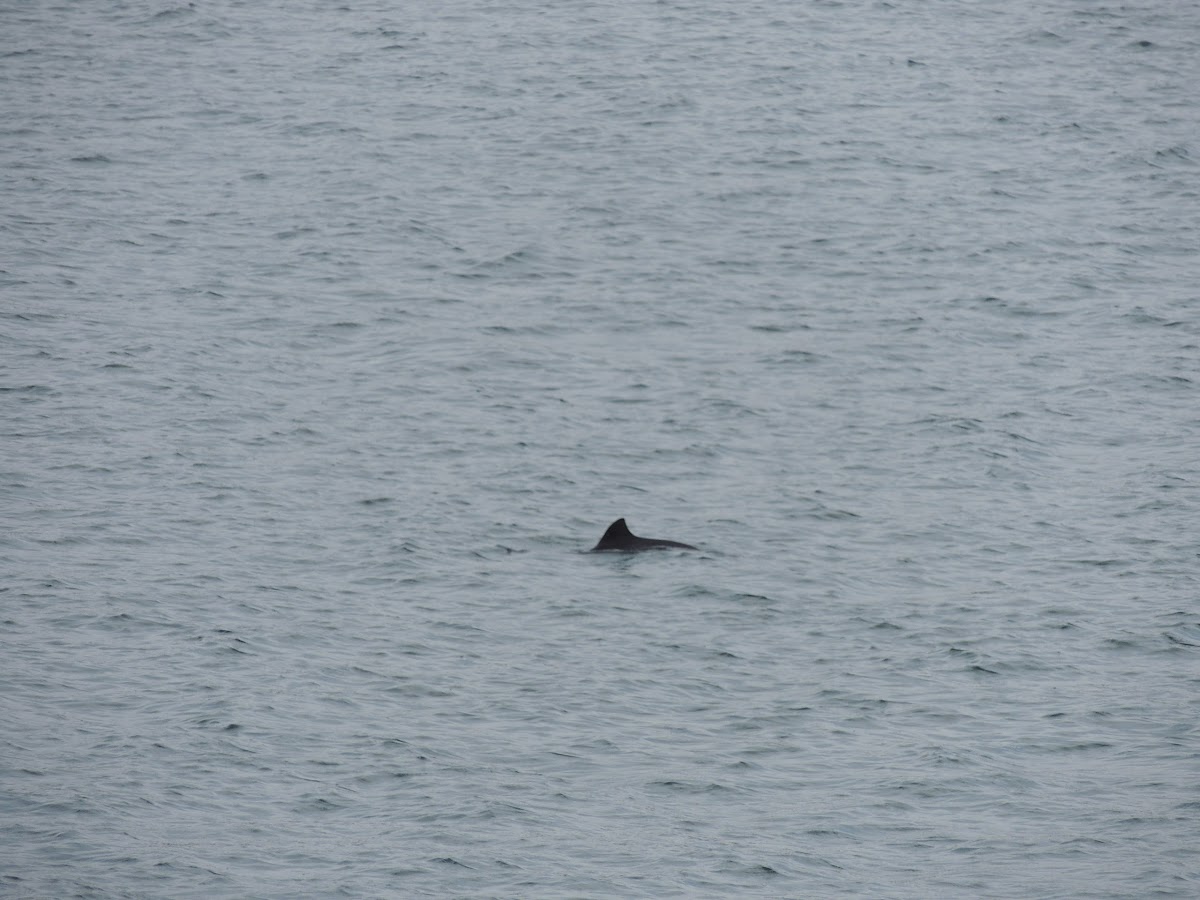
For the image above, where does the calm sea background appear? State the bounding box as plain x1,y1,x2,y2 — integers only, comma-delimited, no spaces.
3,1,1199,897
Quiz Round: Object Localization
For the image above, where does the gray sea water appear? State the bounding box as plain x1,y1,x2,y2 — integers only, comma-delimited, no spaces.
4,1,1200,897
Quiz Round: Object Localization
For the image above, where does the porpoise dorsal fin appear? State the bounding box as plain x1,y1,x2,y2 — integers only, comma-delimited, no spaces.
593,518,634,551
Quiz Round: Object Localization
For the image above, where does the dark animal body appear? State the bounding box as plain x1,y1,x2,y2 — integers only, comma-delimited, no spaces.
591,518,697,552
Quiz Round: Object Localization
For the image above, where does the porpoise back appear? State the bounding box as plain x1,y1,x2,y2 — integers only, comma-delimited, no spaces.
591,518,697,552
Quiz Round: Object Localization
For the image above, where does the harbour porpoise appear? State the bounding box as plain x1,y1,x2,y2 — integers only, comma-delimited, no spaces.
591,518,697,552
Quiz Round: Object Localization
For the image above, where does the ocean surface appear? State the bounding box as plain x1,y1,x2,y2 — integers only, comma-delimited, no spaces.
3,1,1199,897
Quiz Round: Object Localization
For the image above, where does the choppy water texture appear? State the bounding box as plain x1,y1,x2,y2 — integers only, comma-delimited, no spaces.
4,1,1200,896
